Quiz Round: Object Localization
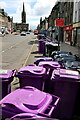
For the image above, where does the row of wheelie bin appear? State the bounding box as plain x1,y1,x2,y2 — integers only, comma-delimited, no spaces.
33,54,80,120
0,50,80,120
0,69,16,99
38,39,59,56
0,64,60,119
0,86,59,119
38,34,59,56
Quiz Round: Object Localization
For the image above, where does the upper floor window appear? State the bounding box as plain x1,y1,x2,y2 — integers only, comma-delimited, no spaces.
75,11,77,22
79,9,80,21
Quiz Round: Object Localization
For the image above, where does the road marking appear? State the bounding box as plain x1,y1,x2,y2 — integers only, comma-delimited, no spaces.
23,44,35,66
0,39,26,53
2,51,4,53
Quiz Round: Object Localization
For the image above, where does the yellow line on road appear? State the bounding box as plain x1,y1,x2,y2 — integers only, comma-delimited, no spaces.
23,44,35,67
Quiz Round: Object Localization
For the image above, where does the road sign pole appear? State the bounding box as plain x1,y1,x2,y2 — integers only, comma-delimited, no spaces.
58,26,60,51
55,19,64,51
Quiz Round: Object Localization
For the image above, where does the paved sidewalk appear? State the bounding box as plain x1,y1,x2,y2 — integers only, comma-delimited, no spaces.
60,42,79,55
11,39,80,91
11,39,43,91
25,44,43,66
24,39,43,66
25,40,80,66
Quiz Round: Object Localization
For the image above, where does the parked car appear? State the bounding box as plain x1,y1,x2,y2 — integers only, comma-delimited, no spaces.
14,32,20,35
20,31,26,36
5,31,9,34
26,31,30,34
0,31,5,37
0,31,2,36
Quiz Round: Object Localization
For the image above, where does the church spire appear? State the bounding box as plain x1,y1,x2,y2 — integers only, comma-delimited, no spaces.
23,2,25,12
21,2,26,23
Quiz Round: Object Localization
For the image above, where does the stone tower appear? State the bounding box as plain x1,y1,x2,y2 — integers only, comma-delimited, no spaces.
21,2,26,23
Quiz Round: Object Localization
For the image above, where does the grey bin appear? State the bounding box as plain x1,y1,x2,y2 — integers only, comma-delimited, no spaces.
45,42,59,57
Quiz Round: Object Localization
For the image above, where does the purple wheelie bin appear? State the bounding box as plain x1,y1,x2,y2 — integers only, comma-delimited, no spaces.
0,69,16,99
50,69,80,120
38,61,62,93
7,113,45,120
38,39,46,54
7,113,59,120
34,56,53,66
0,86,60,119
37,34,45,40
17,65,47,90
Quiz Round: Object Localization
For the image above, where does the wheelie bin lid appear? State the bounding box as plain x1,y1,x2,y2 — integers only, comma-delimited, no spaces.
51,51,72,56
38,34,45,36
35,57,53,61
45,42,58,46
55,55,76,63
64,61,80,69
0,86,59,116
8,113,59,120
39,61,61,69
51,69,80,80
0,69,15,80
34,57,53,65
18,65,46,75
8,113,46,119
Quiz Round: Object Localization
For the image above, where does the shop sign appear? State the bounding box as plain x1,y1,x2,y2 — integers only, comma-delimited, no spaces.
73,22,80,28
55,19,64,26
63,25,72,31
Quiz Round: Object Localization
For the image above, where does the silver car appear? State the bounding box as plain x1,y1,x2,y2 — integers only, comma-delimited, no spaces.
20,31,26,36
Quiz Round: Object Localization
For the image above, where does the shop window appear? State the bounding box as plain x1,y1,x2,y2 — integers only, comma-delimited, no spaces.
75,11,77,22
79,9,80,21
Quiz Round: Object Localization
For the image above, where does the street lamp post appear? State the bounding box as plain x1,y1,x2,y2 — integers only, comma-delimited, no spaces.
58,12,61,51
58,3,63,51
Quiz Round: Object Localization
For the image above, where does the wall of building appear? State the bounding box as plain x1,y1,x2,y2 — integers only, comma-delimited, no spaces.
0,8,13,32
72,1,80,47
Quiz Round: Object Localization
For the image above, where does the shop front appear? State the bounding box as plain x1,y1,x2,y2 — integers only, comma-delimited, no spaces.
63,25,73,46
73,22,80,47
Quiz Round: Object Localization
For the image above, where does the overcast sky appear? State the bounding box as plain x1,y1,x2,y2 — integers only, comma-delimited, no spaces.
0,0,57,30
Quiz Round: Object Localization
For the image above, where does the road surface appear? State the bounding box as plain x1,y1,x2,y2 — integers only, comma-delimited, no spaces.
0,33,36,70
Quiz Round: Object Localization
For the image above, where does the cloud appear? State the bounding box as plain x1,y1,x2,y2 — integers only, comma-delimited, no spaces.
0,0,57,29
0,1,7,9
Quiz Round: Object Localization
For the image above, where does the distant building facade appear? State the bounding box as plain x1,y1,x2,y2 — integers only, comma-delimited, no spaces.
72,0,80,47
13,23,29,32
0,8,13,32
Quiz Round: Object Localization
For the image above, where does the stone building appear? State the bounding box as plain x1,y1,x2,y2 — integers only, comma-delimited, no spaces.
72,0,80,47
63,2,74,45
0,8,13,32
13,2,29,32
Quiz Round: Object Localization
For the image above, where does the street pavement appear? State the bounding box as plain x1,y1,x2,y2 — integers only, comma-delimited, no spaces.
10,38,80,120
60,42,79,55
25,40,80,66
11,38,80,91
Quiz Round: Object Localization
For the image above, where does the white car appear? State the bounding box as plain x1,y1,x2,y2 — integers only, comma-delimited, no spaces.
20,31,26,36
0,31,5,37
26,31,30,34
